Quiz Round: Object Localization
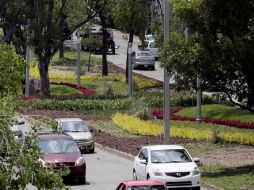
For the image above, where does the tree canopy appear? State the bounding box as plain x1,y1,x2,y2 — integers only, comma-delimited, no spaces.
161,0,254,111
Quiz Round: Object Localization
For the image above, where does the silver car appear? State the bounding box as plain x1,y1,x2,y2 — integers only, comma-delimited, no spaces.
10,117,25,144
55,118,95,153
132,51,155,70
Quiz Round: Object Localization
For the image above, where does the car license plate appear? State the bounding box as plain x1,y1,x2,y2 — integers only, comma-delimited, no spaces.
144,65,148,67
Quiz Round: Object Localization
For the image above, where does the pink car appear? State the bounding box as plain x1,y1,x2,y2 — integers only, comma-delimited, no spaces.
116,180,167,190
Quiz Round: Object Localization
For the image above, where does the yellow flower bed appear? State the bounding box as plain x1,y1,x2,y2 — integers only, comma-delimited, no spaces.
112,113,212,141
112,113,254,145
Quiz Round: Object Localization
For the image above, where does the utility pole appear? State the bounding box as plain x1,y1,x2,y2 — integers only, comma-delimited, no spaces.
76,31,81,88
196,72,202,122
128,43,133,97
163,0,170,144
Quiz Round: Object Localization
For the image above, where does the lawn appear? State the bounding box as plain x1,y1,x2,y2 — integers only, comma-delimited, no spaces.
176,104,254,122
50,84,82,95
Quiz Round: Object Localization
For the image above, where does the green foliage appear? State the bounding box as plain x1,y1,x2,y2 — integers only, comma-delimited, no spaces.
162,0,254,108
19,98,133,111
0,97,67,190
0,44,24,97
177,104,254,122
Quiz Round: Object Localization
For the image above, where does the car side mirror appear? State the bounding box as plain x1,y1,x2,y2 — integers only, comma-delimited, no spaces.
18,118,25,125
139,159,147,165
193,157,200,164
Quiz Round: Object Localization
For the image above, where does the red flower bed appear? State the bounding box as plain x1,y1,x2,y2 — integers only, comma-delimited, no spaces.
19,82,96,100
153,108,254,129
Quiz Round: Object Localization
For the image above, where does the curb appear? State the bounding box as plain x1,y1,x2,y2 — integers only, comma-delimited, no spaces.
95,143,134,161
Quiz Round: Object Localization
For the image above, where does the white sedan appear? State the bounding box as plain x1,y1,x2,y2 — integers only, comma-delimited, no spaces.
133,145,201,190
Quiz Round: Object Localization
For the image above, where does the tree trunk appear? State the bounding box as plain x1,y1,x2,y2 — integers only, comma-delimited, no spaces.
38,56,51,98
99,7,108,76
59,40,64,58
126,30,134,83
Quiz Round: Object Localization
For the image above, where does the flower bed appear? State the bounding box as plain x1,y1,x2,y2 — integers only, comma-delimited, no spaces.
112,113,254,145
153,108,254,129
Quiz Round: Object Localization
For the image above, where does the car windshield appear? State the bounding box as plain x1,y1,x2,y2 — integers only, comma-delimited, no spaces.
151,149,192,163
128,186,166,190
37,139,80,154
60,121,89,132
137,52,152,57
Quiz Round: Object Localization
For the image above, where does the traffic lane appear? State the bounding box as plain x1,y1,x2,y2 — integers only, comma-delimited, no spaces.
70,148,133,190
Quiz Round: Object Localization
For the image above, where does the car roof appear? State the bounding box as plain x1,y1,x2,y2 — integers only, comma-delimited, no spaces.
38,133,73,140
123,180,164,186
55,118,84,122
143,145,185,151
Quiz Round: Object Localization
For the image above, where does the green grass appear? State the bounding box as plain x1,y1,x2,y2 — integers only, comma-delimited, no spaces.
51,84,82,95
176,104,254,122
202,164,254,190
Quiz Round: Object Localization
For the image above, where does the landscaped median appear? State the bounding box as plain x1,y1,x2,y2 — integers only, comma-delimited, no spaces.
112,113,254,145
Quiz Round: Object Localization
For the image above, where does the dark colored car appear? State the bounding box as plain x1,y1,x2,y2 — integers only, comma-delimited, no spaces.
116,180,167,190
37,133,86,183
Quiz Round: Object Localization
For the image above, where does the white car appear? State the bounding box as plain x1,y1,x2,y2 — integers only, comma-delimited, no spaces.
10,117,25,144
55,118,95,153
133,145,201,190
145,40,159,60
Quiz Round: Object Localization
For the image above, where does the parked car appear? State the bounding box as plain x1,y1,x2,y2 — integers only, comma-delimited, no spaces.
133,145,201,190
145,40,159,60
10,117,25,144
55,118,95,153
116,180,167,190
132,51,155,70
37,133,86,183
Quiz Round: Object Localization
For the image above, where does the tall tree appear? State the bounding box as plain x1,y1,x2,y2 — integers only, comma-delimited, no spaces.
161,0,254,111
111,0,150,82
0,0,101,97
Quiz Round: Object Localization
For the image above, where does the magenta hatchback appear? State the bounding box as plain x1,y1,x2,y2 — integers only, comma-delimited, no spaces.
37,133,86,183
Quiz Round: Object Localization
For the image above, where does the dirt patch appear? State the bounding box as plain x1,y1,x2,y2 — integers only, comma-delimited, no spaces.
22,109,254,167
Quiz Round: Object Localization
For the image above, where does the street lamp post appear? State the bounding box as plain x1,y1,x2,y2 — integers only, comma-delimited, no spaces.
196,72,202,122
76,31,81,88
25,22,30,98
163,0,170,144
128,43,133,97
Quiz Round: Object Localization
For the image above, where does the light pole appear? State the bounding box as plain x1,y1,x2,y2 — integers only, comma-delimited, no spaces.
196,71,202,122
76,31,81,88
128,43,133,97
163,0,170,144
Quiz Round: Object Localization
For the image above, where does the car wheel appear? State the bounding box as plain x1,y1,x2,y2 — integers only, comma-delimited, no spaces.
89,148,95,153
133,170,137,180
151,66,155,70
192,187,200,190
147,174,150,180
79,176,86,184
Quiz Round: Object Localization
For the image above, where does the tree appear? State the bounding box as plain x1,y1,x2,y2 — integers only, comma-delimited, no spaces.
0,43,66,190
161,0,254,111
0,0,101,97
111,0,150,82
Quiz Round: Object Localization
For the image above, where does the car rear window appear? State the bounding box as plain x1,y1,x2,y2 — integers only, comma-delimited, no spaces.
60,121,89,132
137,52,152,57
37,139,79,154
128,185,166,190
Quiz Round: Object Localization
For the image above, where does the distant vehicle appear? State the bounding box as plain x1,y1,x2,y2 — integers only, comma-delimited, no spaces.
10,117,25,144
145,40,159,60
55,118,95,153
145,34,155,41
37,133,86,183
133,145,201,190
81,28,116,54
132,51,155,70
116,180,167,190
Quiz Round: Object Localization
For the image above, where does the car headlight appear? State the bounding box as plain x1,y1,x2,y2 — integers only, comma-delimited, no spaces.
153,168,163,176
75,156,86,166
193,167,200,175
38,158,46,167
